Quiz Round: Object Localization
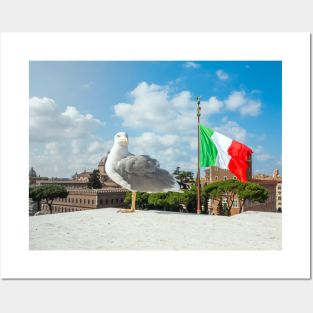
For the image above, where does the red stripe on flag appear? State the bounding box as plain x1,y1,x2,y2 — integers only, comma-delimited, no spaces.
227,140,253,182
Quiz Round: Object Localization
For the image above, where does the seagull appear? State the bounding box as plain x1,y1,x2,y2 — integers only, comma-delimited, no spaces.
105,132,181,213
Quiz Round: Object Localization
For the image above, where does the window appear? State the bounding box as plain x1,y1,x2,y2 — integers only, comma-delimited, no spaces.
116,199,118,203
88,199,90,204
76,198,78,203
278,186,281,190
111,199,114,204
233,200,238,208
105,199,108,205
215,176,218,180
233,176,237,180
222,198,227,205
278,197,281,200
84,199,86,204
100,199,103,205
223,176,227,181
80,199,82,204
92,200,94,204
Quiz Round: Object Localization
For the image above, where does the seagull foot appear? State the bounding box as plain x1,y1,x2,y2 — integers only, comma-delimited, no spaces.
117,208,136,213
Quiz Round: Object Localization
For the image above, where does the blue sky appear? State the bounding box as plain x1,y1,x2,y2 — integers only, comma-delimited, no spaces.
29,61,282,178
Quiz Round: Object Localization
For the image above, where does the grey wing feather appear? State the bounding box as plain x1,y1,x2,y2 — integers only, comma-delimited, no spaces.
115,155,179,193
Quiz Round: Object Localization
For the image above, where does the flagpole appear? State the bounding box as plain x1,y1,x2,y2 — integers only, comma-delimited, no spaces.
196,96,201,215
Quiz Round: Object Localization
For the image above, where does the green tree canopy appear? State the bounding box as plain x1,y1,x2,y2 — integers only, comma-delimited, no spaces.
173,167,195,189
29,185,45,212
88,169,102,189
30,184,69,214
203,180,269,215
124,192,150,210
237,182,268,213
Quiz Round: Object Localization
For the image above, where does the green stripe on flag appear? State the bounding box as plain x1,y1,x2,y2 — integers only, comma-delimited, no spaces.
200,124,218,167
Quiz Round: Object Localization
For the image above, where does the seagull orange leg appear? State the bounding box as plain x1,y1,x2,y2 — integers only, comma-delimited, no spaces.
118,192,136,213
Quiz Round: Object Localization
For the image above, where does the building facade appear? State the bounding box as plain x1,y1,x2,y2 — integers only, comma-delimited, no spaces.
30,153,128,214
41,188,128,214
205,166,282,215
36,179,88,189
204,155,252,184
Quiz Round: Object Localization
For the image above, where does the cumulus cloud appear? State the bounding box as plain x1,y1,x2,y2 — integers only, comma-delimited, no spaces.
224,91,261,116
183,61,200,69
215,119,248,143
114,84,261,138
253,145,272,161
114,82,223,134
129,132,194,172
29,97,109,177
216,69,229,80
30,97,103,142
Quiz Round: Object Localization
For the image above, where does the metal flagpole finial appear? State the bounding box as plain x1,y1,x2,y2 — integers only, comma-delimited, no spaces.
196,96,201,117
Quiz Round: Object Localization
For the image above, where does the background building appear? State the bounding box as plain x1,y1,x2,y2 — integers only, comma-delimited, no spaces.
30,153,127,214
205,163,282,215
41,188,127,214
204,155,252,184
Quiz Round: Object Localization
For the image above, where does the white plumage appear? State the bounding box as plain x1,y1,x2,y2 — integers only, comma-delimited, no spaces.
105,132,180,193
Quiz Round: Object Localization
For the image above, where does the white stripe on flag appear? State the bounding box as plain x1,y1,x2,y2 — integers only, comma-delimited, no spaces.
211,132,232,169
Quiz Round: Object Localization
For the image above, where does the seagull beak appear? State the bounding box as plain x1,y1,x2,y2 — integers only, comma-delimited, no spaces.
119,136,128,145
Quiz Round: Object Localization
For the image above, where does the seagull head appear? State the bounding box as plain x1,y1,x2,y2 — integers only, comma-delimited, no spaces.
114,132,129,147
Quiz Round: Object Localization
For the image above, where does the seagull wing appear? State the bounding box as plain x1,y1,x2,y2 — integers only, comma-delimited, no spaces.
115,155,179,192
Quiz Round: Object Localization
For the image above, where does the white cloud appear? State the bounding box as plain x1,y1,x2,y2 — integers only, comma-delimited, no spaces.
201,96,224,115
216,69,229,80
253,145,272,161
30,97,103,142
45,142,59,155
225,91,261,116
29,97,109,177
129,132,192,172
114,82,223,134
225,91,245,110
215,119,248,143
183,61,200,69
240,99,261,116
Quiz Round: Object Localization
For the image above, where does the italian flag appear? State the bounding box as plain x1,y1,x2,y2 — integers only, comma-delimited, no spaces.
200,124,253,182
